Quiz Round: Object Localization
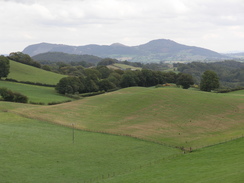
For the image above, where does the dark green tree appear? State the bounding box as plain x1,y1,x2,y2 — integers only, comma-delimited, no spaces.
8,52,41,68
56,77,81,94
84,78,99,92
0,88,28,103
107,72,122,87
176,73,194,89
120,71,139,88
0,56,10,79
97,66,112,79
200,70,220,92
98,79,116,91
97,58,117,66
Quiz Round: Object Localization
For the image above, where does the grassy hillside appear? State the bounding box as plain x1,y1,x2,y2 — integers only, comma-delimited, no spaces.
7,60,65,85
1,87,243,182
0,107,180,183
105,137,244,183
0,81,72,104
11,87,244,149
114,63,141,70
1,100,243,182
107,63,141,70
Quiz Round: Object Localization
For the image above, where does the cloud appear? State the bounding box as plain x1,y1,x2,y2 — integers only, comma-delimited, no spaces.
0,0,244,54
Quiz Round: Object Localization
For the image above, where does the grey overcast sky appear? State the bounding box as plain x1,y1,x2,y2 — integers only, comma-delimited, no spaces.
0,0,244,54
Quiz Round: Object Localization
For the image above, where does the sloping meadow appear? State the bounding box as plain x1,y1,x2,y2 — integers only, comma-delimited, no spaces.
11,87,244,150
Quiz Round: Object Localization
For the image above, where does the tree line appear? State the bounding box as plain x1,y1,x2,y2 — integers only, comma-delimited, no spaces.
56,66,195,94
0,88,28,103
0,55,10,79
177,60,244,88
8,52,41,68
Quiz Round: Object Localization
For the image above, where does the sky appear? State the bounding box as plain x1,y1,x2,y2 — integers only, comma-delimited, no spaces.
0,0,244,54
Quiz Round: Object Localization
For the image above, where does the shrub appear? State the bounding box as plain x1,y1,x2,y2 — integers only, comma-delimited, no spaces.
0,88,28,103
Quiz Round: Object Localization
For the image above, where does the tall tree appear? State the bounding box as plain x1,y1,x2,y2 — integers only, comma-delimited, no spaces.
176,73,194,89
8,52,41,68
56,77,81,94
0,56,10,79
200,70,220,92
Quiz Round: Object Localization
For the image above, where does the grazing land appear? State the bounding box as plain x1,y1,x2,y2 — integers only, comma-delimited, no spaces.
7,60,65,85
11,87,244,150
113,63,142,70
1,62,243,182
104,137,244,183
0,81,72,104
0,108,180,183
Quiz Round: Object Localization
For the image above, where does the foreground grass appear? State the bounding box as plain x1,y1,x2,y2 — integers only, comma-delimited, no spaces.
0,81,72,104
104,137,244,183
0,110,180,183
7,60,65,85
1,107,242,183
12,87,244,149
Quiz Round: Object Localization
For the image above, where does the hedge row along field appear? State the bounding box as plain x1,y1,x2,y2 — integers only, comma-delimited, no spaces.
0,81,72,104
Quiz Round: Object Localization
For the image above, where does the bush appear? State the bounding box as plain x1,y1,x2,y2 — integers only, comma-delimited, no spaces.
13,92,28,103
80,91,105,97
48,100,72,105
29,101,45,105
214,87,244,93
0,88,28,103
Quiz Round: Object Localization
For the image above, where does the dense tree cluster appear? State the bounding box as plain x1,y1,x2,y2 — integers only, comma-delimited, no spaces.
0,55,10,79
32,52,102,65
56,66,194,94
8,52,41,68
97,58,118,66
200,71,220,92
176,73,194,89
0,88,28,103
177,60,244,88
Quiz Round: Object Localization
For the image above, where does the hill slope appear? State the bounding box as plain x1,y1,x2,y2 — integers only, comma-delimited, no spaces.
23,39,228,62
32,52,102,64
12,87,244,149
7,60,65,85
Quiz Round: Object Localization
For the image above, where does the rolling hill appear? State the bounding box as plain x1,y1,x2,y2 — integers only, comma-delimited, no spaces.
1,85,243,182
23,39,229,62
32,52,102,64
7,60,65,85
12,87,244,150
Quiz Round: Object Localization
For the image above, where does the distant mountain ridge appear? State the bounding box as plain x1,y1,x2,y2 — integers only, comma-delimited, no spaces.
23,39,228,62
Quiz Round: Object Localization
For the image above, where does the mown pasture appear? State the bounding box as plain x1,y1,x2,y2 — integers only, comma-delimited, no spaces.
11,87,244,150
113,63,142,70
104,137,244,183
0,107,180,183
1,86,243,182
0,81,72,104
7,60,65,85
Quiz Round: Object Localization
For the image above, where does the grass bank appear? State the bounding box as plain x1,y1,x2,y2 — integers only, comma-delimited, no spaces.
11,87,244,149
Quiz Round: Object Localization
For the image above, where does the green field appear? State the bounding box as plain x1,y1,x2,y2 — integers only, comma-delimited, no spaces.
104,137,244,183
11,87,244,149
7,60,65,85
0,81,72,104
108,63,142,70
1,61,244,183
0,102,243,182
0,109,180,183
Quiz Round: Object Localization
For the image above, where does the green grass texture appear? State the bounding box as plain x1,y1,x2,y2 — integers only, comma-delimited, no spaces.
11,87,244,149
0,81,72,104
8,60,65,85
104,137,244,183
0,110,180,183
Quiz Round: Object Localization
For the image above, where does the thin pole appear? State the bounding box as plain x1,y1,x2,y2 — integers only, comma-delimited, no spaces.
72,123,75,143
